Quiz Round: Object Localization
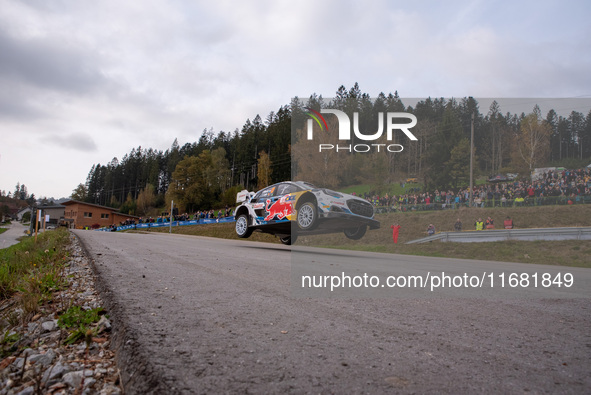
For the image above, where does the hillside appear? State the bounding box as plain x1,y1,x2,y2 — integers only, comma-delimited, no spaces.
148,204,591,267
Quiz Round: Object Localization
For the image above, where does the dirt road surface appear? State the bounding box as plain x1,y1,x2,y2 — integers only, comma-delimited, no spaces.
74,230,591,394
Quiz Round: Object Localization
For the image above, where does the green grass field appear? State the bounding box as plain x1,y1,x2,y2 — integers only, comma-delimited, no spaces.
0,228,71,310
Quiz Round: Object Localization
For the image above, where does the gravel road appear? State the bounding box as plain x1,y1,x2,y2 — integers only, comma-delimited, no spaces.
74,230,591,394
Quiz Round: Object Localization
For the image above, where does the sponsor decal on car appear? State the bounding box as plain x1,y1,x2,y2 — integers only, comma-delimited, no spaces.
264,195,293,221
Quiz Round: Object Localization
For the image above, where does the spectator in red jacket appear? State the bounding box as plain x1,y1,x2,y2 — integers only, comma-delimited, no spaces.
390,223,401,243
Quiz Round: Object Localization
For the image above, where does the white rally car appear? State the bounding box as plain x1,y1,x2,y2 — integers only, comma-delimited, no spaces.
234,181,380,245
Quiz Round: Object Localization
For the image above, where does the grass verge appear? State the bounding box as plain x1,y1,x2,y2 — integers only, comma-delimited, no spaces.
58,305,105,344
0,228,71,321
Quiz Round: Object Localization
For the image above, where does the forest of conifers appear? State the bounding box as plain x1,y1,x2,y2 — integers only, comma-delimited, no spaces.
79,83,591,214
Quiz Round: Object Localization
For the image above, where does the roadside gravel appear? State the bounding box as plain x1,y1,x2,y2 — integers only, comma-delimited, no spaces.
0,233,123,395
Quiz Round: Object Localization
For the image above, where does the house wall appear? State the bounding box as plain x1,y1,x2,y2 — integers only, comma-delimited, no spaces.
63,202,137,229
64,203,116,229
40,207,65,224
112,213,136,225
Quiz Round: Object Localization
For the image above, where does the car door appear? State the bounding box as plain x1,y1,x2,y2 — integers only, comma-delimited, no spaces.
249,185,277,220
262,183,296,223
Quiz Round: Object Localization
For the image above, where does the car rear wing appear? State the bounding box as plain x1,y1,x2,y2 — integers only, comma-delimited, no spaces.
236,190,255,204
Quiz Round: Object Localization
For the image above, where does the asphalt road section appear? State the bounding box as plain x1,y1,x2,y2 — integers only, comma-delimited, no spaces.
74,230,591,394
0,222,28,249
290,246,591,299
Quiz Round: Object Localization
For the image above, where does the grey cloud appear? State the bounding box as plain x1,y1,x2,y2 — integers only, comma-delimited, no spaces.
0,26,104,94
42,133,98,152
0,84,46,120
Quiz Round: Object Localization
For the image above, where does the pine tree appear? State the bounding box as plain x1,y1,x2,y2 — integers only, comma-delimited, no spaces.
425,102,463,189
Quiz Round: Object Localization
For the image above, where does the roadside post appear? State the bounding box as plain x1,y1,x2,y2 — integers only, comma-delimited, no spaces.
35,209,41,242
169,200,173,234
28,206,35,236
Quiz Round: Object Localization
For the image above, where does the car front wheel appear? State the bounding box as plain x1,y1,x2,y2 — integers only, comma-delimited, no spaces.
297,201,317,231
235,214,253,238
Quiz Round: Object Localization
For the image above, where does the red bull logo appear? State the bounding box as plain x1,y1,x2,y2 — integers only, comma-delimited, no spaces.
264,195,294,221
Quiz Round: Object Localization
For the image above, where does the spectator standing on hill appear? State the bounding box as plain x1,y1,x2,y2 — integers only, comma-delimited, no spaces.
527,185,535,200
487,190,494,207
454,218,462,232
475,218,484,231
427,224,436,235
390,223,401,243
474,196,481,207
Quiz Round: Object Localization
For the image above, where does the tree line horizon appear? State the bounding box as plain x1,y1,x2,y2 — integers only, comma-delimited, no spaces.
75,83,591,215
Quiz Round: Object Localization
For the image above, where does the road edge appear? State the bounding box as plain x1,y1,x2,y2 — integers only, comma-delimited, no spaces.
73,230,177,395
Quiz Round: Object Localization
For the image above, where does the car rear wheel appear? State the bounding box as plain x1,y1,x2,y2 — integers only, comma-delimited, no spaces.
235,214,253,238
297,201,317,231
344,225,367,240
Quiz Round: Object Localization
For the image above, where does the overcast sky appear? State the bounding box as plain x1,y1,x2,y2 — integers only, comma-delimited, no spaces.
0,0,590,199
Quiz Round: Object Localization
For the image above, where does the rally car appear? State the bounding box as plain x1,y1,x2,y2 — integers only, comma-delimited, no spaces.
234,181,380,245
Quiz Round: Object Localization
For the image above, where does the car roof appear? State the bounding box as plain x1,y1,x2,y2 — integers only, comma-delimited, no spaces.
260,181,317,191
292,181,316,189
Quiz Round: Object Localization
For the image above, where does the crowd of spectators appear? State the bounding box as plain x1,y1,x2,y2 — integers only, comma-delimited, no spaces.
108,206,235,230
136,207,234,225
363,167,591,212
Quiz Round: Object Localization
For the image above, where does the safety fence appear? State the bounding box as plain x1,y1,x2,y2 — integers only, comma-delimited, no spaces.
97,216,236,232
405,227,591,244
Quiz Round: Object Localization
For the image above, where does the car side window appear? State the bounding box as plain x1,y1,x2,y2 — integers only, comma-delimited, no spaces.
256,186,276,201
277,183,297,196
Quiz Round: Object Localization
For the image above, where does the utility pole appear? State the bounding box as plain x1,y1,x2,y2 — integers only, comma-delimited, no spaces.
469,112,474,207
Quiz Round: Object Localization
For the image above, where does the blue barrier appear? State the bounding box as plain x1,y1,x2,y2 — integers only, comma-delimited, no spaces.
97,216,236,232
